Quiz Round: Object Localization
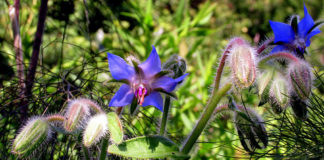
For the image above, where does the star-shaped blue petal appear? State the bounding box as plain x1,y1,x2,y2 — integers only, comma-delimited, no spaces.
107,46,188,112
269,4,321,56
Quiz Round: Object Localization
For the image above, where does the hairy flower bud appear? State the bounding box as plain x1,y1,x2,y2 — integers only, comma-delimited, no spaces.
12,117,51,157
229,44,257,89
257,69,275,106
288,60,312,100
64,99,90,132
269,76,289,114
290,93,308,120
234,107,268,153
162,54,187,79
83,113,108,147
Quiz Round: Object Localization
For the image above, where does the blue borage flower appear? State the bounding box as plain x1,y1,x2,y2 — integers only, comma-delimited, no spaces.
269,4,321,57
107,46,188,111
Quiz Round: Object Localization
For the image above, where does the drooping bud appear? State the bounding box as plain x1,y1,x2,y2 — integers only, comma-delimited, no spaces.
64,99,90,132
12,117,51,157
162,54,187,79
83,113,108,147
290,93,308,120
229,43,257,89
234,106,268,153
288,60,312,100
269,75,289,114
257,69,275,106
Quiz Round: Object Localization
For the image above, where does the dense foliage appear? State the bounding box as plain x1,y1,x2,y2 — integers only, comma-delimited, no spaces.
0,0,323,159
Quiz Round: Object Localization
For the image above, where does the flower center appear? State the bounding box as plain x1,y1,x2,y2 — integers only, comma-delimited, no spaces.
293,36,306,53
134,84,147,105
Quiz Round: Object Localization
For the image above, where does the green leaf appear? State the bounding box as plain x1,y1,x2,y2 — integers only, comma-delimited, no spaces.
108,135,188,159
144,0,153,27
107,112,124,144
174,0,186,26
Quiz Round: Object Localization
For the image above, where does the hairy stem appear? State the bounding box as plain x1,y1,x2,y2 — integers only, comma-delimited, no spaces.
159,96,171,135
258,52,300,66
180,83,232,154
257,37,274,54
26,0,48,97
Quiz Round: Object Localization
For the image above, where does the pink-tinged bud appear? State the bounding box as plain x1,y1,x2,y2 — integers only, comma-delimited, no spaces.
12,117,51,157
234,107,268,153
288,60,312,100
229,44,257,89
83,113,108,147
64,99,90,132
269,76,289,114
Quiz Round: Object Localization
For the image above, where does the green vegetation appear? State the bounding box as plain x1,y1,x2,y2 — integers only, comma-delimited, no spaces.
0,0,323,159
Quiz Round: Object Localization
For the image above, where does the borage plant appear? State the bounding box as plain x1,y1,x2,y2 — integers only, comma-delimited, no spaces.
11,4,323,159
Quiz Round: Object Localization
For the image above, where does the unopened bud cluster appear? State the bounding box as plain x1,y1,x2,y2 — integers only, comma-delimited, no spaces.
12,98,125,157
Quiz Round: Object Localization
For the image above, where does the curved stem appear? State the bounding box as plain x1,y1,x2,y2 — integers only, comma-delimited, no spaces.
214,38,245,92
159,96,171,135
46,114,65,122
257,37,274,55
180,83,232,154
258,52,300,66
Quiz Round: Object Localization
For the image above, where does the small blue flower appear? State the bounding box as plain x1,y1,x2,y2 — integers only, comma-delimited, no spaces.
107,46,188,111
269,4,321,57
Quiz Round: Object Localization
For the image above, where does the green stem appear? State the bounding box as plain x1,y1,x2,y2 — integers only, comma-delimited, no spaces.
99,138,109,160
258,52,300,66
180,83,232,154
82,145,90,160
160,96,171,135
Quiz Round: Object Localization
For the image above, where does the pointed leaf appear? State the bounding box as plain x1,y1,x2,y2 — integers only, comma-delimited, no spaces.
108,135,186,159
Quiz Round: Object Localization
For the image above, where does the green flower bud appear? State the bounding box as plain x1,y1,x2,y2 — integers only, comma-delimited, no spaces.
257,69,275,106
229,44,257,89
162,54,187,79
12,117,51,157
64,99,90,132
83,113,108,147
288,60,312,100
234,107,268,153
269,76,289,114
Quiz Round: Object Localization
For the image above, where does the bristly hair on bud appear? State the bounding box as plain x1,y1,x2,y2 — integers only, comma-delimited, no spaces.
228,41,257,89
83,113,109,147
234,106,268,153
257,68,275,106
12,117,51,157
287,60,313,100
64,99,91,133
269,75,289,114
